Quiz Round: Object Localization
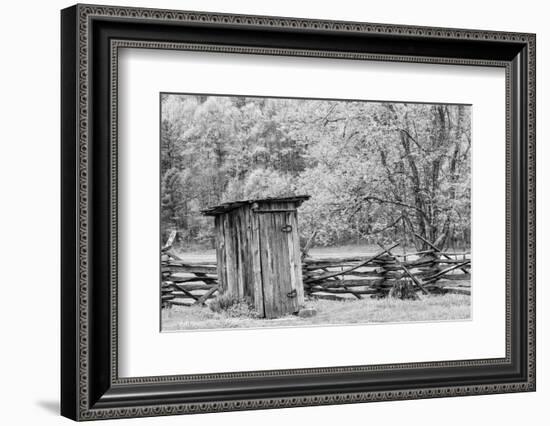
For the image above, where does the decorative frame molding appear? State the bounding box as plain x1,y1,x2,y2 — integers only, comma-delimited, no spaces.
61,4,536,421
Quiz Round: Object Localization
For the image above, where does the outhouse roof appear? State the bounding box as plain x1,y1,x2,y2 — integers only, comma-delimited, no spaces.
201,195,310,216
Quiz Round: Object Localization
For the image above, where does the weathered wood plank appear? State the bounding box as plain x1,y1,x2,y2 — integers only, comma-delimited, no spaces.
305,243,399,283
255,203,302,318
165,283,217,291
423,261,471,284
303,258,469,270
414,232,471,274
167,299,195,306
308,293,351,301
377,243,429,295
251,206,264,317
273,208,295,317
167,275,218,284
435,286,471,295
286,212,298,305
234,210,245,298
306,279,392,288
290,210,305,306
162,264,217,274
171,284,201,301
224,213,238,297
307,287,381,295
195,286,220,305
258,212,275,318
214,215,225,293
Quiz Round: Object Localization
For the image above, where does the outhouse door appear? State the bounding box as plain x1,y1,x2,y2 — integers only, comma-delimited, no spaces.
256,209,303,319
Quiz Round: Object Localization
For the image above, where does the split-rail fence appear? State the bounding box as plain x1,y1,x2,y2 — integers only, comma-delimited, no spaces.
161,234,471,307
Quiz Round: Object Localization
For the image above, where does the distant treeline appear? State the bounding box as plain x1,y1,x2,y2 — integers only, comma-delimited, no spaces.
160,94,471,250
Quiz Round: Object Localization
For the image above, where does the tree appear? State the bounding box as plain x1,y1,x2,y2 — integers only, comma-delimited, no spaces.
160,94,471,251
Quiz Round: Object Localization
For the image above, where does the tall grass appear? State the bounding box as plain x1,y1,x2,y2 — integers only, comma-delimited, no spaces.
161,294,471,332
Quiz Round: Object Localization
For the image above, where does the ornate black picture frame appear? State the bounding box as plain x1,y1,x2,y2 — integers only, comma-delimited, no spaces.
61,4,536,421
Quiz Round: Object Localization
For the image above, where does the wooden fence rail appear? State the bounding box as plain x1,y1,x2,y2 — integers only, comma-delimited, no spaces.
161,252,220,307
302,242,471,300
161,247,471,307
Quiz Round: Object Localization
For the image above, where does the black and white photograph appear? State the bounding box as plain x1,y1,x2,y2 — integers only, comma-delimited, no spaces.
160,93,472,331
54,2,536,421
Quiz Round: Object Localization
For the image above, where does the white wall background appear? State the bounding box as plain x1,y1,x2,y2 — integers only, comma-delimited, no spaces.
0,0,546,424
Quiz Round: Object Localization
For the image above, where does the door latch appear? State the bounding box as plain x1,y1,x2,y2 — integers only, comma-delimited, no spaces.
287,289,297,298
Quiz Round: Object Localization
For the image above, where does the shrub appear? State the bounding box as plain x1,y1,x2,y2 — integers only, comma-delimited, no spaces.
225,301,260,319
208,293,260,318
208,292,237,312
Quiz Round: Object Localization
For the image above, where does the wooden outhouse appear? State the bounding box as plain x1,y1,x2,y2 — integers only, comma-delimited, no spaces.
202,196,310,319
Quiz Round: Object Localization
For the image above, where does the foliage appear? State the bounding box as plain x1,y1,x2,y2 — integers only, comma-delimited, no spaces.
208,293,260,318
160,94,471,250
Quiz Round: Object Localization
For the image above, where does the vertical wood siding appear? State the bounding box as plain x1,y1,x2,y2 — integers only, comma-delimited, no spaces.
212,200,306,318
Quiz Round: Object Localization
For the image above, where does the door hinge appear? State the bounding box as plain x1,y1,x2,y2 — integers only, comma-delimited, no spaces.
281,224,292,233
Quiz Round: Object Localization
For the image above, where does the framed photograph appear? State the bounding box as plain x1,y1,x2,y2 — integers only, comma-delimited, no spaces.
61,4,536,421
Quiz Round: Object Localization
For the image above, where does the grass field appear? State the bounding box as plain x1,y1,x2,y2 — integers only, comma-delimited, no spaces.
161,294,471,332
